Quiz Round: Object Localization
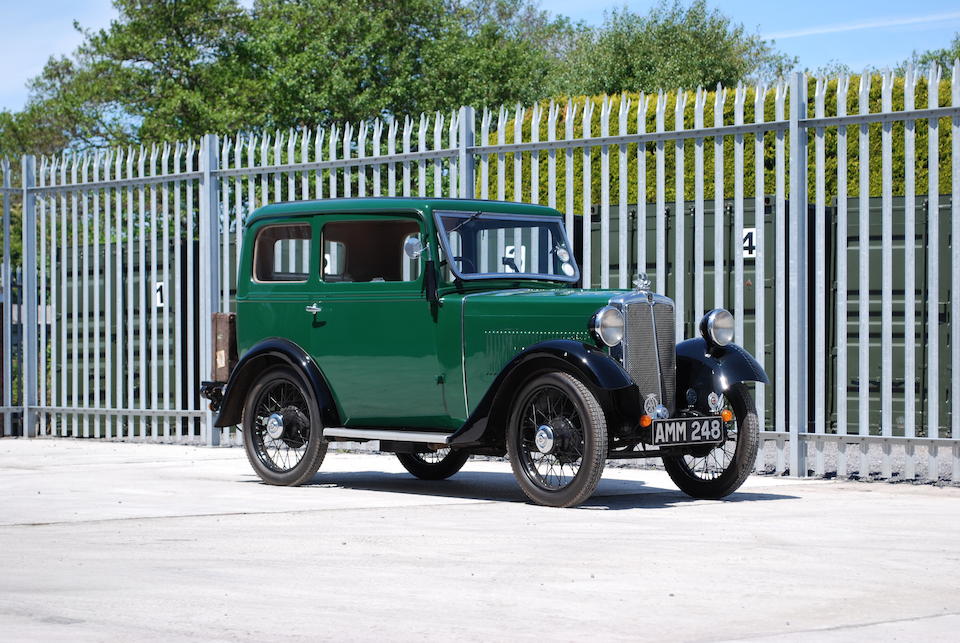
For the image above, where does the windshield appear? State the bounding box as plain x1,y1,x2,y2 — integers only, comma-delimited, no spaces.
435,211,579,282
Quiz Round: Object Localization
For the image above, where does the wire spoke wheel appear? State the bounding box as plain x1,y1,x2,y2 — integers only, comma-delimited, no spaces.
251,380,311,473
680,398,739,481
242,366,327,486
507,372,607,508
397,447,469,480
518,386,584,490
663,383,759,499
417,448,451,465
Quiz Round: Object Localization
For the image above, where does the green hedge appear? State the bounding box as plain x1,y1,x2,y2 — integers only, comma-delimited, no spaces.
479,75,957,212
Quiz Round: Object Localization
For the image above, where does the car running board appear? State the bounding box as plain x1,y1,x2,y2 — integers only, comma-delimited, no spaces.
322,427,452,444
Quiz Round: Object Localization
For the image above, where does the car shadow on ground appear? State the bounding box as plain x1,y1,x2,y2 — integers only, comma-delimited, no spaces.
292,469,799,510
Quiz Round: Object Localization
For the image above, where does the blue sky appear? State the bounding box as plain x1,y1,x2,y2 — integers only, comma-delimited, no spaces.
2,0,959,112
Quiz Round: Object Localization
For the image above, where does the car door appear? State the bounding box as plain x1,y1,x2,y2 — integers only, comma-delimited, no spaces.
308,213,451,429
241,219,319,358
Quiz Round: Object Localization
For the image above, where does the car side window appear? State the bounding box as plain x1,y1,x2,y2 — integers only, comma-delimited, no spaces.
321,219,421,283
253,223,311,282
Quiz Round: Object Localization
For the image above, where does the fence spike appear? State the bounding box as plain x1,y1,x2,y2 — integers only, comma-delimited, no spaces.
387,118,398,145
448,108,458,142
312,126,322,160
859,69,871,99
301,126,311,157
433,111,444,147
676,87,689,118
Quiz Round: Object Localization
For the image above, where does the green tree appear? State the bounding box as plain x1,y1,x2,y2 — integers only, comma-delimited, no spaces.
417,0,578,111
76,0,258,141
248,0,575,125
898,32,960,73
552,1,796,96
248,0,445,128
0,0,799,154
1,0,256,152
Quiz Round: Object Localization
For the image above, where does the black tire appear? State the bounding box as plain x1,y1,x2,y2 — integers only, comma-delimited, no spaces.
397,449,470,480
242,366,327,486
506,371,607,508
662,383,759,499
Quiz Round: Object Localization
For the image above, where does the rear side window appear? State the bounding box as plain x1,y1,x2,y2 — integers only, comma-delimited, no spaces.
253,224,312,282
321,218,420,283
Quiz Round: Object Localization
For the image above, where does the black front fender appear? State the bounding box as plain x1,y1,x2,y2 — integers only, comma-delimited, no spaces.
214,338,341,428
448,339,637,448
676,338,769,400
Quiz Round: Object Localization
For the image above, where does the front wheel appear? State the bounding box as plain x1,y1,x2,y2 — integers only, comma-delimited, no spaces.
662,383,759,499
397,449,469,480
506,372,607,508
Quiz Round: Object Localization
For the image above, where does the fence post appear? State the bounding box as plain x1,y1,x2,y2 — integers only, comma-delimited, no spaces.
788,72,809,476
199,134,221,446
21,155,37,438
458,106,475,199
1,161,10,436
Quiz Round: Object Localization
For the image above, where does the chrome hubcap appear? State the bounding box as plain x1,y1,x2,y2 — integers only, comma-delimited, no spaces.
535,425,555,454
265,413,285,440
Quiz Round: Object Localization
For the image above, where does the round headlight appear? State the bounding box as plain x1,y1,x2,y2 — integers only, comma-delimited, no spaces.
591,306,624,347
700,308,735,347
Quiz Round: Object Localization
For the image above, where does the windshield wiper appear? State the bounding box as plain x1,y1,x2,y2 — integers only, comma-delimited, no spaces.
448,210,483,234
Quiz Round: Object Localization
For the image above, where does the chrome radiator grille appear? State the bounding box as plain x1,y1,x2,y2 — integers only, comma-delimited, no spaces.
621,297,676,414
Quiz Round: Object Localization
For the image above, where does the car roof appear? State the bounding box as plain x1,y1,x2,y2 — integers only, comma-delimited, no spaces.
244,197,564,227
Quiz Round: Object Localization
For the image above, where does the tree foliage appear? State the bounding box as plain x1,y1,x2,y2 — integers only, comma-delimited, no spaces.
0,0,797,156
551,1,796,96
898,33,960,73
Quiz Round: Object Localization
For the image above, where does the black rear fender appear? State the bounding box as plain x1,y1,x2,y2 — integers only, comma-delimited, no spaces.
214,338,340,428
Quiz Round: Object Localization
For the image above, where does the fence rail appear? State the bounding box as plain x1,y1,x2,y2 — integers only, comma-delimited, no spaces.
2,67,958,481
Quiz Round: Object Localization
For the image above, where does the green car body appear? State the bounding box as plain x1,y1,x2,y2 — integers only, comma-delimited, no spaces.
208,197,769,504
226,198,616,430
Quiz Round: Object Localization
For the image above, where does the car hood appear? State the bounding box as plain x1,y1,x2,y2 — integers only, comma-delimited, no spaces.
457,288,626,411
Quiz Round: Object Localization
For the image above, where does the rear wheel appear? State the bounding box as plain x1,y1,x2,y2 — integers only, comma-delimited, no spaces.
662,383,758,499
242,366,327,486
506,372,607,508
397,449,469,480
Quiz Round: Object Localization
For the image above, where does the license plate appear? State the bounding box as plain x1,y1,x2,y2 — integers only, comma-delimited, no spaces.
651,416,724,447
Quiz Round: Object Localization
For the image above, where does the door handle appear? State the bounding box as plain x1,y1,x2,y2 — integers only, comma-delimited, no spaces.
305,303,323,314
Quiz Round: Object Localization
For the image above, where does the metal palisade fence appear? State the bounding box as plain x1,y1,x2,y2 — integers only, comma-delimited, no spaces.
1,68,958,481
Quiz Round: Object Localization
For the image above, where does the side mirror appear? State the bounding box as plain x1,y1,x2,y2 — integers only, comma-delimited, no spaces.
403,235,423,259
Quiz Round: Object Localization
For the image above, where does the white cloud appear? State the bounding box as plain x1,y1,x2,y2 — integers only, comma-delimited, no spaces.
764,10,960,40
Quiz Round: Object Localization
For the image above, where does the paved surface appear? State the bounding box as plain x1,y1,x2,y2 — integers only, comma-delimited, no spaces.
1,440,958,642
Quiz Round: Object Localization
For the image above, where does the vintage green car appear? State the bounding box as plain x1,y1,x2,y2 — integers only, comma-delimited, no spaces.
202,197,767,507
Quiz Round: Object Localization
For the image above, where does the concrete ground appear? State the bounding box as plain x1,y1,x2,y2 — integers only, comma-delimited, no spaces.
1,440,958,642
